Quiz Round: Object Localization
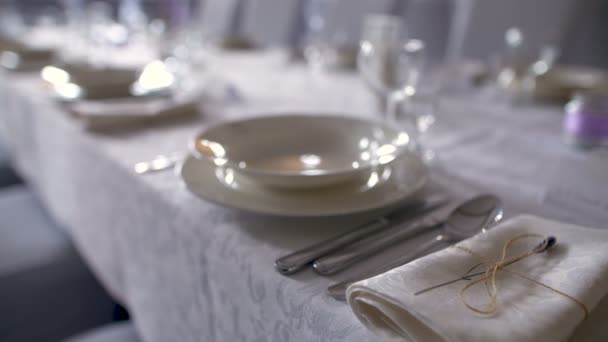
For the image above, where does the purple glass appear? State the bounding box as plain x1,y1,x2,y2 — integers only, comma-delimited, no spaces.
564,92,608,145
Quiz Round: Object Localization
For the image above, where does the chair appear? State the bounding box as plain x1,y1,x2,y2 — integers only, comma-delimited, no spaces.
0,142,21,187
64,322,140,342
200,0,302,47
0,185,115,342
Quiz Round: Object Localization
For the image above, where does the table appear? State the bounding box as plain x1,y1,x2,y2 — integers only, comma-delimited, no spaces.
1,51,607,341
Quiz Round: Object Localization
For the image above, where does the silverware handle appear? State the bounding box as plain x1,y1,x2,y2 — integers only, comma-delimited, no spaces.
327,235,446,301
274,219,389,275
134,153,185,174
313,217,442,276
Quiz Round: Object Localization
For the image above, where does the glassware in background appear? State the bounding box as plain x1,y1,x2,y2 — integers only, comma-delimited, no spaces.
520,45,560,97
392,74,438,162
150,0,209,88
57,1,153,69
494,27,525,93
488,27,561,104
358,14,437,161
0,1,66,70
48,0,207,98
357,14,403,100
403,0,452,66
303,0,358,73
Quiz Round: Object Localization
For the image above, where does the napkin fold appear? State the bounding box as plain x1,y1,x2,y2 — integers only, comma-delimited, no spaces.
347,215,608,342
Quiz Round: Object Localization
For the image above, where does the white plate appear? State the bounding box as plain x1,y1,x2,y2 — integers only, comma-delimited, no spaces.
178,152,428,217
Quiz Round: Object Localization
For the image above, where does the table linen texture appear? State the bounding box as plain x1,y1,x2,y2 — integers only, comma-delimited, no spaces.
347,215,608,341
0,51,607,341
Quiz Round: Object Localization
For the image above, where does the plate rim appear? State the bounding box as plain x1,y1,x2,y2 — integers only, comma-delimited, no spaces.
177,152,429,217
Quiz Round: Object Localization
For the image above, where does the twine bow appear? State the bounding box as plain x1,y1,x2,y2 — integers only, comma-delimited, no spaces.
416,234,589,319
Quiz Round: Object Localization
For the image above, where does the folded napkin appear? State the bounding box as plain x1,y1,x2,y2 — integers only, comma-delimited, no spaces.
68,88,201,130
347,215,608,342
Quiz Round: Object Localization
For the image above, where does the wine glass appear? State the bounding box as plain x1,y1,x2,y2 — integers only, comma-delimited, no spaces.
392,73,438,162
491,27,561,104
302,0,342,74
358,16,434,160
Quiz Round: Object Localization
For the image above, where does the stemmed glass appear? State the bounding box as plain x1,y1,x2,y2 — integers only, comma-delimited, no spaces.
492,27,561,104
52,0,207,96
357,15,435,162
303,0,365,76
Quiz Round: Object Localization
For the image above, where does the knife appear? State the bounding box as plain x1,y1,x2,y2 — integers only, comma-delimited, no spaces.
326,237,448,301
274,194,447,275
312,208,450,276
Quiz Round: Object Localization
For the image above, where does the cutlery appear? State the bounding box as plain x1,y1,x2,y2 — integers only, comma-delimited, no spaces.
274,194,447,275
133,152,186,174
313,209,447,276
326,194,503,300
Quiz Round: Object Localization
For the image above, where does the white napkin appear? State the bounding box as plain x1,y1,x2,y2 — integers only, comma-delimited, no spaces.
347,215,608,342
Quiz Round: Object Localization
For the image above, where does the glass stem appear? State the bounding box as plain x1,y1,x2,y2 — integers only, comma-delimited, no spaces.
386,90,404,124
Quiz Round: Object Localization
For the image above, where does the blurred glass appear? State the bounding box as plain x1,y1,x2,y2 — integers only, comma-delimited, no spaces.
404,0,453,65
303,0,358,72
392,76,438,162
56,0,206,90
358,15,428,117
489,27,561,103
357,14,403,97
18,0,208,101
0,1,67,70
358,14,439,162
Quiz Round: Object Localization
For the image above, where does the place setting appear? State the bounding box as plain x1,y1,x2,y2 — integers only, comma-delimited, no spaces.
272,185,608,341
177,113,428,217
82,9,608,342
40,59,202,130
187,16,608,342
34,1,207,131
476,27,608,105
3,1,608,342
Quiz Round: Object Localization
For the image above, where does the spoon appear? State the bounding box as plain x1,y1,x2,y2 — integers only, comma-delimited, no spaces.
326,194,503,300
314,194,501,275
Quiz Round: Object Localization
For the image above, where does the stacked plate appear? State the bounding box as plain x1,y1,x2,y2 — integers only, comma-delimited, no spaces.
532,65,608,102
40,58,200,130
493,64,608,103
179,114,429,217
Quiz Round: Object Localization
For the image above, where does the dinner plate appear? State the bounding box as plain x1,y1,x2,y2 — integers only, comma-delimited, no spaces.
178,151,428,217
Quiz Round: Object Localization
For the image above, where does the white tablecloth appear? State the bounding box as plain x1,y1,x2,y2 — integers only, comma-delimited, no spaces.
0,51,606,342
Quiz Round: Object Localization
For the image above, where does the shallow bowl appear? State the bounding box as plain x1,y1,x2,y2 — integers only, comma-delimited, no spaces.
191,114,412,189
